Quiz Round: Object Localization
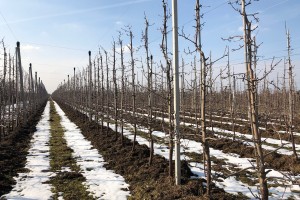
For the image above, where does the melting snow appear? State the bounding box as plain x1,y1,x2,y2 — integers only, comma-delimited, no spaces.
3,102,54,200
109,116,300,199
62,104,300,199
54,102,130,200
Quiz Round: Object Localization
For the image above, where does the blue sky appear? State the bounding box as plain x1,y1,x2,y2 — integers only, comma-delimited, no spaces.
0,0,299,93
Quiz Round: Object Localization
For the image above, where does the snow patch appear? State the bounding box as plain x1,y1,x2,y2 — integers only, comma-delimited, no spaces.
54,102,130,200
3,102,54,200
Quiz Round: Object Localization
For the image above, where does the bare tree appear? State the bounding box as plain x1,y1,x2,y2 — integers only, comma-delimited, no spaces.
179,0,214,195
100,53,105,134
285,25,298,159
227,0,269,198
124,26,138,151
118,33,125,145
112,41,118,140
142,15,154,165
104,49,110,136
160,0,174,176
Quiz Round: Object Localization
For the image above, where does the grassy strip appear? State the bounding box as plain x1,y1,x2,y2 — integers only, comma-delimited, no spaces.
48,101,94,200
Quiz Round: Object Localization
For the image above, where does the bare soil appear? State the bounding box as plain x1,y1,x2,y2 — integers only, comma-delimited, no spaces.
55,100,245,199
110,108,300,175
0,101,47,196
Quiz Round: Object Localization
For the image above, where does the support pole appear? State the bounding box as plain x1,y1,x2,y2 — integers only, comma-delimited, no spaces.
88,51,92,121
172,0,181,185
16,42,26,123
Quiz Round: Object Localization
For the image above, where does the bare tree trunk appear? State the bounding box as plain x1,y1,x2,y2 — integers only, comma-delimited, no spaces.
12,57,15,130
161,66,165,124
96,58,100,131
228,48,236,140
286,27,298,159
232,75,236,140
283,59,287,112
128,29,137,151
8,54,12,132
241,1,268,198
119,35,125,145
100,55,104,134
104,50,110,136
161,0,174,176
208,53,213,132
73,68,76,109
0,46,7,138
112,41,118,140
219,68,224,127
35,72,37,111
193,59,199,136
143,15,154,165
195,0,212,196
181,58,185,126
15,45,19,127
66,74,71,103
148,54,154,165
28,64,33,114
200,53,212,197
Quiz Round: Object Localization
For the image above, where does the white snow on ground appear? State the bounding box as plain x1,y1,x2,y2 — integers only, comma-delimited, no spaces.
127,108,300,140
128,109,300,155
104,105,300,137
71,105,300,199
54,102,130,200
109,122,262,199
150,130,300,200
88,116,260,199
111,118,300,199
206,125,300,155
3,102,54,200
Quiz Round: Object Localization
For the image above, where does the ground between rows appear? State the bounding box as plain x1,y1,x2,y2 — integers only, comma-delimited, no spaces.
55,99,245,200
0,101,47,196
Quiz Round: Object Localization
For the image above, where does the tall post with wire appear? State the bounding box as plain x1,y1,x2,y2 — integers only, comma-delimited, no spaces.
172,0,181,185
88,51,92,122
16,42,26,123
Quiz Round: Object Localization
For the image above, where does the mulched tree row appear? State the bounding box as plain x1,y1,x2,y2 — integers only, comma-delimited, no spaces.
0,101,47,196
54,99,245,200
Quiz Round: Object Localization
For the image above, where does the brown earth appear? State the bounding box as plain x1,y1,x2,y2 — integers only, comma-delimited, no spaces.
55,99,245,200
0,101,47,196
131,107,300,142
107,107,300,175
